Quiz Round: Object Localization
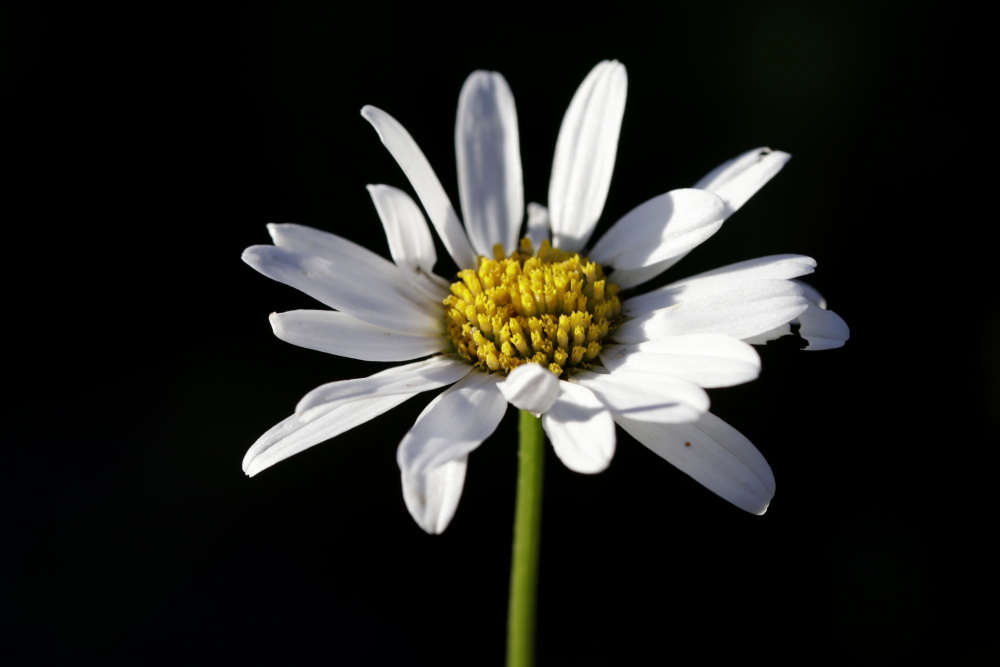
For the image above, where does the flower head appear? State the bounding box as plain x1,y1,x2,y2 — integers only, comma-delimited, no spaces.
242,61,849,533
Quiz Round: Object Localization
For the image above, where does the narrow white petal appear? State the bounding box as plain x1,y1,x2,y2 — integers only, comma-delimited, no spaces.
608,258,682,290
543,382,615,474
243,393,412,477
401,457,467,534
361,105,478,269
614,279,809,343
601,334,761,388
270,310,443,361
573,369,708,423
456,71,523,257
366,184,438,278
548,60,627,252
526,202,550,249
242,244,441,334
694,148,792,217
498,363,560,414
589,189,726,270
797,303,850,350
267,223,400,280
397,371,507,475
615,411,775,514
623,254,816,316
296,357,472,421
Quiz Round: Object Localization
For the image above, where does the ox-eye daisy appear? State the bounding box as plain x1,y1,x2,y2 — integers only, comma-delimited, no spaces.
242,60,848,537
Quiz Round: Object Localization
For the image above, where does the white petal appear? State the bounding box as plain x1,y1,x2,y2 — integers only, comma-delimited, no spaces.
797,303,850,350
616,411,775,514
548,60,627,252
455,71,523,257
589,189,726,270
573,369,708,423
266,223,399,279
397,371,507,475
623,254,816,316
270,310,443,362
526,202,550,249
742,323,791,345
542,382,615,474
498,363,560,414
608,258,682,290
366,185,438,278
401,457,467,534
296,356,472,421
694,148,792,217
601,334,761,388
242,244,441,334
614,279,809,343
361,105,478,269
243,393,413,477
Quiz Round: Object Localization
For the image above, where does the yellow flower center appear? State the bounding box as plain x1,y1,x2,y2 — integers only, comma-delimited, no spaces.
444,237,622,377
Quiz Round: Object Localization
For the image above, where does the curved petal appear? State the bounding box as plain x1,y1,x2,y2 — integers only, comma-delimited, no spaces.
397,371,507,475
361,105,478,269
499,363,560,415
296,356,472,421
543,382,615,474
588,189,726,270
694,147,791,217
243,393,413,477
601,334,761,388
615,411,775,515
573,369,708,423
526,202,550,249
614,279,809,343
243,244,442,334
401,457,467,534
548,60,627,252
456,71,523,257
797,303,850,350
266,223,399,279
609,258,683,290
622,254,816,316
270,310,444,362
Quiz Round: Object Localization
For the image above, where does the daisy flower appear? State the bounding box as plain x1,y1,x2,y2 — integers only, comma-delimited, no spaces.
242,60,849,534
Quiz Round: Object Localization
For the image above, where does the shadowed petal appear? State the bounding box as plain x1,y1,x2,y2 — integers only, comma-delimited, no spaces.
573,369,708,423
397,371,507,475
694,147,791,217
499,363,560,414
402,457,468,534
270,310,443,361
543,382,615,474
616,411,775,514
601,334,760,388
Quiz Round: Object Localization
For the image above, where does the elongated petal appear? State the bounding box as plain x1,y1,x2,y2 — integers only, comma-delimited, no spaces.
397,371,506,475
270,310,443,361
614,279,809,343
549,60,627,252
498,363,560,414
243,393,413,477
361,105,478,269
296,356,472,420
526,202,550,248
242,245,441,334
589,189,726,270
573,369,708,423
615,411,775,514
267,223,400,279
694,148,791,216
401,457,467,534
623,254,816,315
456,71,523,257
366,184,438,277
609,258,682,290
601,334,760,388
543,382,615,473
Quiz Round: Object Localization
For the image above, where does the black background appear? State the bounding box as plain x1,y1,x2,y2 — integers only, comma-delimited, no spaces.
6,2,994,664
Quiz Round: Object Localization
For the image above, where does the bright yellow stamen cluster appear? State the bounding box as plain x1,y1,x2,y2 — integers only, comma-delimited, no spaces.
444,237,622,377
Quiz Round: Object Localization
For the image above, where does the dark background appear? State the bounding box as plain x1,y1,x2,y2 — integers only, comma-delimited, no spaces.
6,2,994,664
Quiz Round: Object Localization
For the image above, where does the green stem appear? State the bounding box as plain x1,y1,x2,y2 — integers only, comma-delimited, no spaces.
506,410,545,667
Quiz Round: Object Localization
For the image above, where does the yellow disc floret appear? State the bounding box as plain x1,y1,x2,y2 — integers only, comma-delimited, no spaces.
444,237,622,377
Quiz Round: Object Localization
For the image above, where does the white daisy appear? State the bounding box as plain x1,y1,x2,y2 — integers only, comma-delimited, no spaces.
242,60,849,534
